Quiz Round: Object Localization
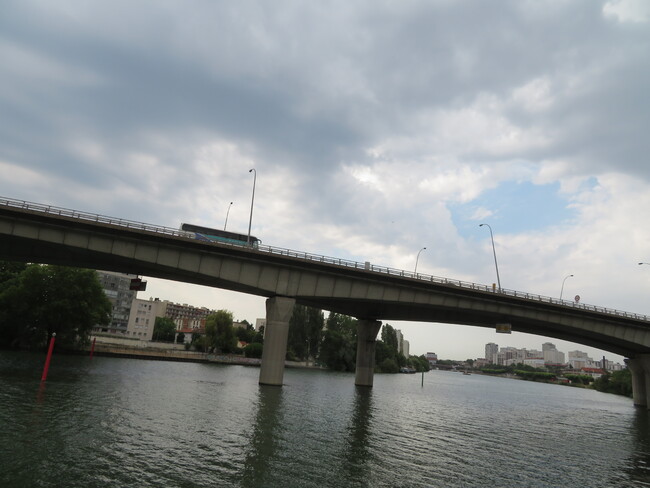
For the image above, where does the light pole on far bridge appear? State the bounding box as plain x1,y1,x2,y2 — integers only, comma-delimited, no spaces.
224,201,233,231
415,247,427,274
560,274,574,300
479,223,501,292
247,169,256,245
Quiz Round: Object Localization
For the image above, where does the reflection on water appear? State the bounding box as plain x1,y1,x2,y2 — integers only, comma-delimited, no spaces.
627,409,650,485
1,352,648,488
342,387,374,485
241,386,285,487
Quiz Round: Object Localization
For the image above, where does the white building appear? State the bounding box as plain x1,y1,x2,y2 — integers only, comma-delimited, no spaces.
567,350,592,369
126,298,167,340
542,342,565,365
523,358,545,368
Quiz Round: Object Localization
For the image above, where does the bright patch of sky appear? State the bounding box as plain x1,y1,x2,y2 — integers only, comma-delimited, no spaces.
451,181,576,238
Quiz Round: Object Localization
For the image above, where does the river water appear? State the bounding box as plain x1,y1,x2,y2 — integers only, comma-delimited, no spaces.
0,351,648,487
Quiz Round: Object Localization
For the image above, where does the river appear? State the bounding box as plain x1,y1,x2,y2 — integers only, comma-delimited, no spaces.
0,351,648,487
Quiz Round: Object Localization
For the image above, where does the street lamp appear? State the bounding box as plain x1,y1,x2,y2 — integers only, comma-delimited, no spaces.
415,247,427,274
479,223,501,292
560,274,574,300
247,169,256,245
224,201,233,231
639,262,650,266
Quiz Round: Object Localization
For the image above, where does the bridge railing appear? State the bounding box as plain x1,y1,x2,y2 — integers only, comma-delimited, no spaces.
2,196,649,323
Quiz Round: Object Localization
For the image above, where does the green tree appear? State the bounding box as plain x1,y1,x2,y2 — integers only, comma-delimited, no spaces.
0,261,26,285
319,329,356,371
318,312,357,371
235,322,256,344
244,342,263,358
192,335,207,352
381,324,398,352
288,304,309,360
287,304,325,361
206,310,237,353
326,312,357,338
373,323,406,372
593,369,632,397
374,340,393,369
252,327,264,344
306,306,325,361
153,317,176,342
408,355,431,372
0,264,111,349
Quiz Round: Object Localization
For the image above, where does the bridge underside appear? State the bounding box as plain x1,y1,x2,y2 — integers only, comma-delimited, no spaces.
2,229,649,360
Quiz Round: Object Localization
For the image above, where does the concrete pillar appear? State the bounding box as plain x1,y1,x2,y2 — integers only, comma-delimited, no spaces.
627,357,647,407
628,354,650,408
259,296,295,386
355,319,382,387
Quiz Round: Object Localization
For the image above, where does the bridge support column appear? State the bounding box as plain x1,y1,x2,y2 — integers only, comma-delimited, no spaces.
259,296,295,386
355,319,382,387
627,355,650,408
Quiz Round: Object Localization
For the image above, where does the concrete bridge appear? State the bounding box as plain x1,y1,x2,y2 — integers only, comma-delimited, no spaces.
1,197,650,407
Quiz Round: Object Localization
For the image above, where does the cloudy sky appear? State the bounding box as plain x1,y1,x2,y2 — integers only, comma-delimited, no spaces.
2,0,649,362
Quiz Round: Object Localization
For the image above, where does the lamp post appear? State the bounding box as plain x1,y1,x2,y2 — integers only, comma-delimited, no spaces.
224,201,233,231
247,169,256,245
479,223,501,292
415,247,427,274
560,274,574,300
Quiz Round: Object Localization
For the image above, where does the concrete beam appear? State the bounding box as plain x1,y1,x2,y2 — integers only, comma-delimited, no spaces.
258,296,295,386
355,319,382,387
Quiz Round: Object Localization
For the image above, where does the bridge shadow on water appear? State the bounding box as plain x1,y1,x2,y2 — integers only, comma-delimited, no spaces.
240,385,285,487
239,383,375,488
341,386,375,484
625,408,650,485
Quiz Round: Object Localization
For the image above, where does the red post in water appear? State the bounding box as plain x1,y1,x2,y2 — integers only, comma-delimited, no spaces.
41,332,56,382
89,337,96,359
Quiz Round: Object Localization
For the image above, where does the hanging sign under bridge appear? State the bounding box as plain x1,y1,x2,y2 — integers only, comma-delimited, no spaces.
496,323,512,334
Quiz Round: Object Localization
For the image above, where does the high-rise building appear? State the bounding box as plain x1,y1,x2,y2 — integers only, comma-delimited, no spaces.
395,329,410,357
541,342,565,365
485,343,499,364
402,339,410,358
95,270,137,335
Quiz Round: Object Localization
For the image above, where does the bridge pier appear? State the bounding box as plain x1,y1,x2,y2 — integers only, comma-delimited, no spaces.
259,296,295,386
355,319,382,387
627,355,650,408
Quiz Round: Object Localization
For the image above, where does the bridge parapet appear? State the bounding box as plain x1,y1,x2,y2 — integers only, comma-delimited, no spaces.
1,195,648,323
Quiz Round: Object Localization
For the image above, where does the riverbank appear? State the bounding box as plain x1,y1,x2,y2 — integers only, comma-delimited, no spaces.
83,336,324,369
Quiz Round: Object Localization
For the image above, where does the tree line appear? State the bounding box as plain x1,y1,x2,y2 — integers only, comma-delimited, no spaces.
0,261,111,349
1,261,430,374
156,304,430,374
